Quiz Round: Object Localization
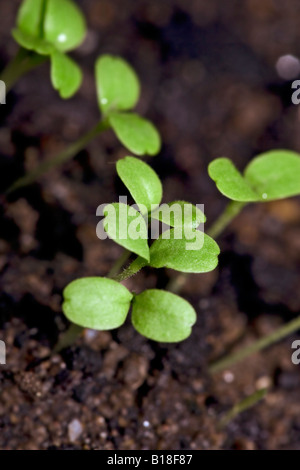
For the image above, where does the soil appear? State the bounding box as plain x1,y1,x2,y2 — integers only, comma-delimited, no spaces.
1,0,300,450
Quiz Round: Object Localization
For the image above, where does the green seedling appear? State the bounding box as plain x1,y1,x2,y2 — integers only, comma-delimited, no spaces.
7,55,161,194
62,150,300,347
95,55,161,156
8,0,87,98
3,4,300,358
208,150,300,202
63,156,220,342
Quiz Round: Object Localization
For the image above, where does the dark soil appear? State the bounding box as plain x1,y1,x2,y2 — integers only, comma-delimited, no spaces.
1,0,300,450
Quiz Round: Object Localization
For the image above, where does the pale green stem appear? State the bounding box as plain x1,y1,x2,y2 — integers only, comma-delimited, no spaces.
6,120,109,195
107,249,131,279
53,323,83,354
209,314,300,374
114,256,147,282
207,201,247,240
0,47,47,93
218,388,268,429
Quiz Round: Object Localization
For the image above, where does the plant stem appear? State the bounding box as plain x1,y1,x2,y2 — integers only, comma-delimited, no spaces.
209,314,300,374
165,273,188,295
1,48,47,92
207,200,247,240
218,388,268,429
166,201,247,294
107,249,131,279
6,119,109,194
53,323,83,354
114,256,147,282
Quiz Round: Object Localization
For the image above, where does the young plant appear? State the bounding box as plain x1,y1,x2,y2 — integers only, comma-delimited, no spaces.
206,149,300,241
7,54,161,194
208,150,300,203
61,150,300,349
3,0,87,98
62,156,220,342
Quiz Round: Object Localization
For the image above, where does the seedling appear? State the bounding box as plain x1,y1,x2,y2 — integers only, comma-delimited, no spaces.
63,156,220,342
3,4,300,359
7,54,161,194
62,150,300,345
3,0,87,98
208,150,300,202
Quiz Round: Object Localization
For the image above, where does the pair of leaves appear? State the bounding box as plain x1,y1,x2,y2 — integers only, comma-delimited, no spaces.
102,155,162,262
63,278,196,342
13,0,86,98
209,150,300,202
95,55,161,156
101,156,220,273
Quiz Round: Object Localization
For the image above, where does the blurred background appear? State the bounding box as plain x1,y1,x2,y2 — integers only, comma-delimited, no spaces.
0,0,300,450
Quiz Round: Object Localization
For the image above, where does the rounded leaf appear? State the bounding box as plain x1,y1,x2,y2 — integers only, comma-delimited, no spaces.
16,0,46,39
50,51,82,98
208,158,258,202
151,201,206,228
95,55,140,113
132,289,196,342
116,156,162,214
209,151,300,202
109,112,161,156
44,0,86,52
149,229,220,273
244,150,300,201
63,277,133,330
103,203,150,261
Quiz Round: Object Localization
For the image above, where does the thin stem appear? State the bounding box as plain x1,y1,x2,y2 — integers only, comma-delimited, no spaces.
53,323,83,354
6,120,109,194
209,314,300,374
218,388,268,429
207,200,247,240
107,249,131,279
1,48,47,92
165,273,188,295
114,256,147,282
166,201,247,293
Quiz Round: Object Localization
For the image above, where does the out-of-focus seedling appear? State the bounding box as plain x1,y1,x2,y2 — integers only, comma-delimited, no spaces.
7,55,161,194
207,150,300,371
208,150,300,202
7,0,87,98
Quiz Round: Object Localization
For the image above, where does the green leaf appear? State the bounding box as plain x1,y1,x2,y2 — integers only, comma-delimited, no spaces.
12,29,54,55
50,50,82,98
95,55,140,113
151,201,206,228
62,277,133,330
16,0,46,38
44,0,86,52
208,151,300,202
14,0,86,53
116,156,162,214
131,289,196,342
208,158,258,202
103,203,149,261
244,150,300,201
149,229,220,273
109,112,161,156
